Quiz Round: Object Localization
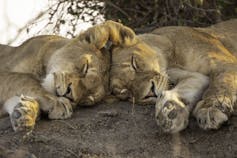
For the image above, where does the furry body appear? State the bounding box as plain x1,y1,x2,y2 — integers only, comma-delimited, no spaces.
105,20,237,132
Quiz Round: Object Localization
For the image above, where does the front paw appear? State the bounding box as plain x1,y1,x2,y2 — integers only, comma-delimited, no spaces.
48,97,73,119
193,97,232,130
156,91,189,133
10,96,39,132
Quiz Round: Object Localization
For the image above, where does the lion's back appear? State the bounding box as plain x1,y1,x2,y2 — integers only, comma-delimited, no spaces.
151,19,237,57
0,35,69,77
199,19,237,56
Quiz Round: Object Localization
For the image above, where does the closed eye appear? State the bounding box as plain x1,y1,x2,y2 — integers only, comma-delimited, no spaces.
82,61,88,75
131,55,138,72
78,60,89,77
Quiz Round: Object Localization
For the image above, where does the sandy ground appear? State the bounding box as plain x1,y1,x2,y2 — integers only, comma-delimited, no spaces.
0,101,237,158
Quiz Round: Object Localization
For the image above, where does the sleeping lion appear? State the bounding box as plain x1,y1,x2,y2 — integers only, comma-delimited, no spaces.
0,22,135,132
85,20,237,133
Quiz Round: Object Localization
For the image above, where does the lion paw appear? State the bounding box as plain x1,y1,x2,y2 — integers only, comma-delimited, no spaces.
9,96,39,132
193,99,231,130
155,91,189,133
48,97,73,119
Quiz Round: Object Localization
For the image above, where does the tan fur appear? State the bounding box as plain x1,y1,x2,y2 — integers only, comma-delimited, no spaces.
156,68,209,133
78,20,137,49
0,21,136,131
104,20,237,132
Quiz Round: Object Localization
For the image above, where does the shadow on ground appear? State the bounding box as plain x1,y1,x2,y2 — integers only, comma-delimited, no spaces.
0,101,237,158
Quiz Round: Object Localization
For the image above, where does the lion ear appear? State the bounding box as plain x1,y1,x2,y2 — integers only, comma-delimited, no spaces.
77,20,138,50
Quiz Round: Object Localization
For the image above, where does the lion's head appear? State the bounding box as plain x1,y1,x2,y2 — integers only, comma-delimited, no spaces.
41,40,109,106
110,40,169,105
106,22,172,105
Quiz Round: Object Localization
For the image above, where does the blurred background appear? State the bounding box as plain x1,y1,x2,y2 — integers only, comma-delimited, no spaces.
0,0,237,46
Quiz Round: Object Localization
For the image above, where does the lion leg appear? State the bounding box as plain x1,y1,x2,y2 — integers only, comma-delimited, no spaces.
193,69,237,130
156,68,209,133
0,72,73,131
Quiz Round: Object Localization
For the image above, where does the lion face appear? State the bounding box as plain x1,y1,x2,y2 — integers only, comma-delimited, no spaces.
110,41,168,105
76,48,109,106
42,43,110,106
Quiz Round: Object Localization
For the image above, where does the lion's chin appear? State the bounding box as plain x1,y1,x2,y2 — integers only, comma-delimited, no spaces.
142,97,157,104
138,86,158,105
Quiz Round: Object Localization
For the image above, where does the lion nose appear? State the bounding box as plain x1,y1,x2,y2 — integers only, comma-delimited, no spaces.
146,81,157,98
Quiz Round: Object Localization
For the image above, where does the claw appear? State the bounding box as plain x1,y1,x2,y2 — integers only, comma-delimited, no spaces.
20,95,35,102
88,96,95,103
120,89,128,94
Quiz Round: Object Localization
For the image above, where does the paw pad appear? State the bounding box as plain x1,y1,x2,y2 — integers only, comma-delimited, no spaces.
10,96,39,132
194,100,229,130
156,100,189,133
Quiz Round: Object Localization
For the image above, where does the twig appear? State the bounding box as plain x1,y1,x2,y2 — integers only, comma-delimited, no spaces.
105,1,130,18
132,97,135,115
7,11,49,45
66,149,80,158
189,135,206,144
57,120,77,130
184,2,217,12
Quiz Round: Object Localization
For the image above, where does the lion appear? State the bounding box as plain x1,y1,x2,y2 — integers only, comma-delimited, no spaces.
91,20,237,133
0,21,135,132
